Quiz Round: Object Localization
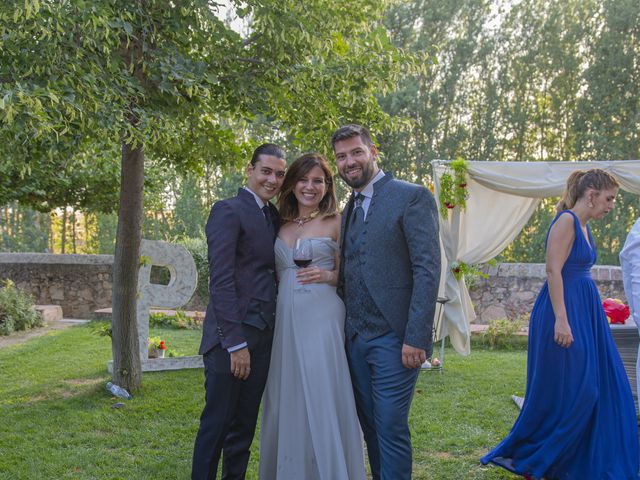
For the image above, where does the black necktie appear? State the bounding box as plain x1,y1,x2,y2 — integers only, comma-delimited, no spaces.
349,194,364,244
262,205,275,239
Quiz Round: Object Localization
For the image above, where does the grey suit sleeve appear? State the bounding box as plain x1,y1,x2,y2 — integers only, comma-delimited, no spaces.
401,187,441,351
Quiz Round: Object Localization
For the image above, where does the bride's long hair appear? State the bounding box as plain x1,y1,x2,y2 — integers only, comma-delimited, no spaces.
277,153,338,223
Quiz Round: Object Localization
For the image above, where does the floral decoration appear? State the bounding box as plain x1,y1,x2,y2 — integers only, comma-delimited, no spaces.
451,259,497,286
438,157,469,218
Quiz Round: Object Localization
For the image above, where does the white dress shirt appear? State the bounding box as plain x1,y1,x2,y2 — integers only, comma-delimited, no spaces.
244,186,268,210
354,169,386,220
620,218,640,329
620,217,640,402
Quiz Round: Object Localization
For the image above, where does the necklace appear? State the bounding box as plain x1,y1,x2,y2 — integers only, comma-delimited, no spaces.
291,209,320,228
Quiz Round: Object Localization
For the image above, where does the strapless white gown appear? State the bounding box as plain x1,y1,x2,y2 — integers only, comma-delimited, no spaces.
259,237,366,480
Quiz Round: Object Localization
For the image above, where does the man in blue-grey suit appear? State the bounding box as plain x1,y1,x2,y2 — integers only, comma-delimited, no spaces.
192,144,286,480
333,124,440,480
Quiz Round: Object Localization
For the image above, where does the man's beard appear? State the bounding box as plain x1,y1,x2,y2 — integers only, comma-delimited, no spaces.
340,162,375,190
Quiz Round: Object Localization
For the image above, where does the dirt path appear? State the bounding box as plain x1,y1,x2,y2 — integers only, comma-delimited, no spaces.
0,320,88,349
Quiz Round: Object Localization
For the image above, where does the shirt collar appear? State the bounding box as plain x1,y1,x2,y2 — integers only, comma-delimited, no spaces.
244,186,267,209
354,169,385,200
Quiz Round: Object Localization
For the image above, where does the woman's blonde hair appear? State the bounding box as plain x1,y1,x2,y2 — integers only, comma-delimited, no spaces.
556,168,619,212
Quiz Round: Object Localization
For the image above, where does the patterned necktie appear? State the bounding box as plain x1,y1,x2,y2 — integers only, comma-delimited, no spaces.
349,194,364,245
262,205,275,239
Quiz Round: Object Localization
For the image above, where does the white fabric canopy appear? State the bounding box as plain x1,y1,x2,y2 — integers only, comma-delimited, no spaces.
432,160,640,355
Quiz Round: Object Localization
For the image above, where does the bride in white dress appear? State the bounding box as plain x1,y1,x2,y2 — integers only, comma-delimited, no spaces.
259,153,366,480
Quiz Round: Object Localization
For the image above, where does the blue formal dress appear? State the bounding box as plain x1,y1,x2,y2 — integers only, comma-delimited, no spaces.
481,210,639,479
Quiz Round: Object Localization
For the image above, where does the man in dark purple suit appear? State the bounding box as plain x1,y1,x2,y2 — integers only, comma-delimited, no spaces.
192,144,286,480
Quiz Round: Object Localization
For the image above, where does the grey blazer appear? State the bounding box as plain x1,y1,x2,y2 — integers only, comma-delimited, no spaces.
339,173,441,352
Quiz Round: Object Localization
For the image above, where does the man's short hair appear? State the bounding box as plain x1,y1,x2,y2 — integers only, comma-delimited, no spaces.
331,124,374,150
251,143,286,165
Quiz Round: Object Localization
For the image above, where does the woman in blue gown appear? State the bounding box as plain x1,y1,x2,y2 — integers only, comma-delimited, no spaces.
481,169,639,479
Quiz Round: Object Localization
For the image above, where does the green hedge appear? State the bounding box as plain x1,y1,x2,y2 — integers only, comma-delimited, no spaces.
0,279,43,335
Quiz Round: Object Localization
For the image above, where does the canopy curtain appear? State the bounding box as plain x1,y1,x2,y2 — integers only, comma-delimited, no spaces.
432,160,640,356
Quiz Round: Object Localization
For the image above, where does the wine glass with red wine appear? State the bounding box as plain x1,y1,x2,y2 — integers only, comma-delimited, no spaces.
293,238,313,292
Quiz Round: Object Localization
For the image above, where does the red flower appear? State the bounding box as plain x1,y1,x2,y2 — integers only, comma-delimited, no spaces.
158,341,167,350
445,202,455,209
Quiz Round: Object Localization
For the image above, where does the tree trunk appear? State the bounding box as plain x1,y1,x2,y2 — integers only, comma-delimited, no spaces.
12,204,19,242
204,163,212,208
60,207,67,253
84,213,92,254
48,213,54,252
111,140,145,392
40,211,50,253
72,208,77,254
2,206,8,241
158,208,169,238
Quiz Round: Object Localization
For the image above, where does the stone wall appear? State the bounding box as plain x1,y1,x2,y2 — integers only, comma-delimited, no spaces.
469,263,625,324
0,254,627,323
0,253,113,319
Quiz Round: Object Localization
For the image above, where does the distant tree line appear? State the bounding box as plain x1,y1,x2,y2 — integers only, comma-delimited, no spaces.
2,0,638,266
378,0,639,264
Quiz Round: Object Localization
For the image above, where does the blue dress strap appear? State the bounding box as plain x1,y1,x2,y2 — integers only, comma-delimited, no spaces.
545,210,578,247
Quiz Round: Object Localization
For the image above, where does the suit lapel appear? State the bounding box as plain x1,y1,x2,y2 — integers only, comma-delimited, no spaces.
268,203,280,237
340,173,393,250
237,187,259,208
338,194,356,295
340,194,356,254
372,172,393,193
237,188,275,240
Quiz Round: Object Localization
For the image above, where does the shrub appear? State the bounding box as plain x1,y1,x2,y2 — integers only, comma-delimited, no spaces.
149,309,203,330
0,313,14,336
0,279,43,335
91,320,112,338
148,312,175,329
478,317,527,350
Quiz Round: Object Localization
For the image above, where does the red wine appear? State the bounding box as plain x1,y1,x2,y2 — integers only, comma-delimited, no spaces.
294,259,312,268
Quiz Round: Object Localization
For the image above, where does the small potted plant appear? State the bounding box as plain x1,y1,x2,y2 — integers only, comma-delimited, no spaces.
157,340,167,358
148,336,165,358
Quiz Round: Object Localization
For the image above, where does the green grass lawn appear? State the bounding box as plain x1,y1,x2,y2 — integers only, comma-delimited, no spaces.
0,324,524,479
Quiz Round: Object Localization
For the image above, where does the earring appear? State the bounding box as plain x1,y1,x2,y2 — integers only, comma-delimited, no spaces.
588,201,594,208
